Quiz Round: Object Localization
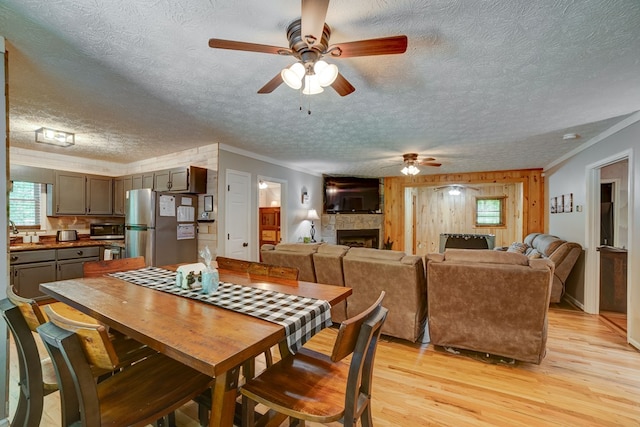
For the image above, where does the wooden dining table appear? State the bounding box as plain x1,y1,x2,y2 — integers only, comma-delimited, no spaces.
39,268,352,427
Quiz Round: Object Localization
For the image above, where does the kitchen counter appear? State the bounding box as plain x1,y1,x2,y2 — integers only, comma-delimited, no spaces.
10,236,125,252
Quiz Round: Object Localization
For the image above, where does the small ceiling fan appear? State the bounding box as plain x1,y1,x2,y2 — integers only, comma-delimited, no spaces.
400,153,441,175
208,0,408,96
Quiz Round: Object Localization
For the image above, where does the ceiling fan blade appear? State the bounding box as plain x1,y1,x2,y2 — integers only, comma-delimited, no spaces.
328,35,408,58
257,73,284,94
209,38,292,56
331,73,355,97
301,0,330,47
421,157,436,162
421,162,442,167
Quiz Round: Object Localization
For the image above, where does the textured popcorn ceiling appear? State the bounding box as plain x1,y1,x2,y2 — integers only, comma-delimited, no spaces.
2,0,640,176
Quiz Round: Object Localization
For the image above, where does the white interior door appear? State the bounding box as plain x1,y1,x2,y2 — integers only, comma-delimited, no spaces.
225,169,251,260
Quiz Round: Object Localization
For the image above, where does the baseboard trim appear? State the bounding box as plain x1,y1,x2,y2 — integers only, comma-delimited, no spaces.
564,294,585,311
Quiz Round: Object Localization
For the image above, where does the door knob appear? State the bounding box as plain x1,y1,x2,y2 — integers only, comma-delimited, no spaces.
242,242,248,247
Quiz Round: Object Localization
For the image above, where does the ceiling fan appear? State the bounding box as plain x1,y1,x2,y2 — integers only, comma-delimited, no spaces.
400,153,441,175
208,0,408,96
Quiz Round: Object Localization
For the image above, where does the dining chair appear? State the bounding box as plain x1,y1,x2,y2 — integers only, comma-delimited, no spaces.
240,291,388,427
3,284,158,427
37,303,215,427
82,255,146,277
1,297,57,427
196,257,297,426
249,263,299,280
215,256,252,273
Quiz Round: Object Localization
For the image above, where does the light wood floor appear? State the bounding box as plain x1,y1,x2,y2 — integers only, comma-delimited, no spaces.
9,305,640,426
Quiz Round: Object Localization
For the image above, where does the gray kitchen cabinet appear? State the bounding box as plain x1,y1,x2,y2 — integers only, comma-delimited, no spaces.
113,177,125,216
57,256,100,280
52,171,86,215
10,249,57,300
47,171,113,216
153,166,206,193
10,247,100,300
87,175,113,215
131,173,154,190
153,169,172,191
123,175,133,192
12,261,57,300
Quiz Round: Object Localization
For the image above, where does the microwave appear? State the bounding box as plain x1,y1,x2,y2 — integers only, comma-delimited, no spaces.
90,223,125,240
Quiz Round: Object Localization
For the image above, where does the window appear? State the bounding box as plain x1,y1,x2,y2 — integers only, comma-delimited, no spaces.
475,196,506,227
9,181,43,227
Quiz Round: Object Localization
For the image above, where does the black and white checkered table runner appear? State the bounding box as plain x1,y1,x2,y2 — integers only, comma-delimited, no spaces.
109,267,332,354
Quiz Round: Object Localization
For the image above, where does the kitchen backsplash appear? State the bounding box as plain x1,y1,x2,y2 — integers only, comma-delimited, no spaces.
38,216,124,236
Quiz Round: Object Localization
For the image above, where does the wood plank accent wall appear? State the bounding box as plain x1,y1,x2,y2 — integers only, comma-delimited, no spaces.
383,169,544,253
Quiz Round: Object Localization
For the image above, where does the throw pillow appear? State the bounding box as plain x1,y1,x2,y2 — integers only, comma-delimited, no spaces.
507,242,528,254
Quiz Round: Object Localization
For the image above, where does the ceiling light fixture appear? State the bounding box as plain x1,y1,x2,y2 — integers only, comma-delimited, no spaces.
35,127,75,147
258,181,268,189
401,165,420,176
401,153,420,175
448,187,461,196
282,60,338,95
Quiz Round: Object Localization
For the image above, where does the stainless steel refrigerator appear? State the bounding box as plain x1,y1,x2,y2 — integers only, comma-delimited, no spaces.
125,188,198,266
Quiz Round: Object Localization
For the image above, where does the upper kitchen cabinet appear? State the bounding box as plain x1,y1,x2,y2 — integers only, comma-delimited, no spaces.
131,172,154,190
47,171,113,216
86,175,113,215
113,177,125,216
153,166,207,193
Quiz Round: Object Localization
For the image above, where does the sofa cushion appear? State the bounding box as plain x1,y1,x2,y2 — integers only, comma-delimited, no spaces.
532,234,565,257
523,233,542,247
345,247,406,261
316,244,350,256
443,248,529,266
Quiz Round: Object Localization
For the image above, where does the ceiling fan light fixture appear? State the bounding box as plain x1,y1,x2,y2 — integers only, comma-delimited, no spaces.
448,188,461,196
401,165,420,176
302,74,324,95
281,62,305,89
313,60,338,87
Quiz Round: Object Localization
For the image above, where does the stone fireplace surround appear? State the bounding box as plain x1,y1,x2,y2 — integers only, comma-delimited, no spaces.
320,214,384,249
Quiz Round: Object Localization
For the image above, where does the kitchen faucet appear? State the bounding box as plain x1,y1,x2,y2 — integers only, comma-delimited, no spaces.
8,220,18,234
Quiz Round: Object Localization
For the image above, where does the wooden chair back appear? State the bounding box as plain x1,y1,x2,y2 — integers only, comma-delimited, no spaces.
240,291,388,426
82,256,146,277
215,256,252,273
37,313,214,427
331,291,386,362
6,283,47,331
43,304,121,371
1,297,51,426
216,256,299,280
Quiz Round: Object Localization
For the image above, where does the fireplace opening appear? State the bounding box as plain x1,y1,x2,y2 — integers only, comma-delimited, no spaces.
337,229,379,249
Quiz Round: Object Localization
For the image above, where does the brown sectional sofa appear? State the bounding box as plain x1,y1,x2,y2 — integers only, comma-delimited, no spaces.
496,233,582,303
261,243,428,342
342,248,427,342
312,244,351,323
260,243,322,282
426,249,554,364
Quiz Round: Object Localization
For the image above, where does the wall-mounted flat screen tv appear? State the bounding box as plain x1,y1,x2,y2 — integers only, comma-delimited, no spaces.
323,176,380,213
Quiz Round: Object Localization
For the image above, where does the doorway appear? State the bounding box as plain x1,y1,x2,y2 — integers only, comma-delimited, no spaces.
599,163,628,335
258,178,283,259
585,153,633,347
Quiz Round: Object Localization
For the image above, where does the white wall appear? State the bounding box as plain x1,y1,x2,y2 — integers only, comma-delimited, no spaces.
545,112,640,347
217,146,323,260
